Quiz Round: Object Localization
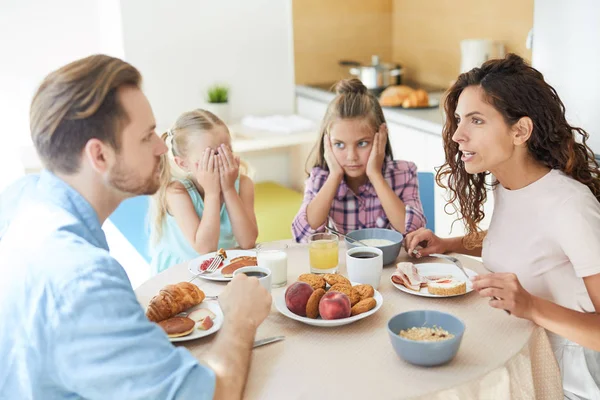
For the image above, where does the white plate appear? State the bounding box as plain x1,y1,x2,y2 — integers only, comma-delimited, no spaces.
274,283,383,327
188,249,257,282
169,301,224,343
390,262,478,298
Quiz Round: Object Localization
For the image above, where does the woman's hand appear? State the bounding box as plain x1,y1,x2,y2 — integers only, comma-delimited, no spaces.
195,148,221,195
404,228,447,257
366,123,388,179
471,273,535,319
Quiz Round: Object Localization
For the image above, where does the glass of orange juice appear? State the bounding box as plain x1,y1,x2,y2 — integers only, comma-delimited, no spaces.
308,233,339,274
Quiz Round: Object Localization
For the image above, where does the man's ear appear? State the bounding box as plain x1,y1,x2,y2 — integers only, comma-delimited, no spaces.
83,139,114,173
512,116,534,146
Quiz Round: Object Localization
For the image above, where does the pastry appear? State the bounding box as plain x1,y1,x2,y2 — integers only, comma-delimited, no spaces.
158,316,195,338
146,282,205,322
298,274,326,291
306,288,326,319
350,298,377,316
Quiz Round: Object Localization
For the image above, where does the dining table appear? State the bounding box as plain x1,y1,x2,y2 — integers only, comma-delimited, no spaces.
135,240,563,399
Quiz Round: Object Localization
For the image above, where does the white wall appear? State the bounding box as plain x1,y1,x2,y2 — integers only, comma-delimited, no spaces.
119,0,296,134
532,0,600,153
0,0,124,190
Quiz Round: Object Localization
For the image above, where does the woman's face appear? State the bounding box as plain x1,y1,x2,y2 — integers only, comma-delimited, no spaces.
328,118,375,179
452,85,518,175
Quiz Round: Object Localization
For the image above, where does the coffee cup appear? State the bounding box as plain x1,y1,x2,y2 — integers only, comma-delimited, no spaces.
346,247,383,289
233,266,272,293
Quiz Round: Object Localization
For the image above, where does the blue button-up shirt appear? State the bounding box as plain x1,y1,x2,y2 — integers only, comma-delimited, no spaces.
0,171,216,399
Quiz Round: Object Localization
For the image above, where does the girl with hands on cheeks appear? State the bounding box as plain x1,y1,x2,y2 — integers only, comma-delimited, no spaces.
405,55,600,397
150,109,258,275
292,79,426,242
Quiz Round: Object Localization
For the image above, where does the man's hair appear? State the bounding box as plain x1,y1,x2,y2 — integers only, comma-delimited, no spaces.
30,54,142,173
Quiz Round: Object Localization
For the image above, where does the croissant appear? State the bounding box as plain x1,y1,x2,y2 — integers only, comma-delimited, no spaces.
146,282,205,322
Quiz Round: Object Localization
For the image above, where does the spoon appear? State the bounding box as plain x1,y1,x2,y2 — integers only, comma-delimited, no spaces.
325,226,370,247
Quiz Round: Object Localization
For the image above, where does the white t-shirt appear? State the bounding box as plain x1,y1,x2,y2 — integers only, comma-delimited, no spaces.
482,169,600,399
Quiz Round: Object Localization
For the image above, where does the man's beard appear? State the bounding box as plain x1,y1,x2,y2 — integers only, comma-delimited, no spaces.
108,158,161,196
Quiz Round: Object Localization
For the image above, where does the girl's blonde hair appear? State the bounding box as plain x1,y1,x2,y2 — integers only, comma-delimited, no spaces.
150,109,249,244
306,78,393,174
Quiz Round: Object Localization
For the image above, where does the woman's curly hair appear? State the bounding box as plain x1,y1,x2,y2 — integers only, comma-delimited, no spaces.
438,53,600,248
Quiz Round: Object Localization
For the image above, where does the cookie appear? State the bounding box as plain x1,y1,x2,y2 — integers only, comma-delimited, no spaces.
323,274,351,287
306,288,326,319
354,284,375,300
329,283,360,306
350,298,377,316
298,274,326,291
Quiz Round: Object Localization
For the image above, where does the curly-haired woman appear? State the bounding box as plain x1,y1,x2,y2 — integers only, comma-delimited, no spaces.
405,54,600,398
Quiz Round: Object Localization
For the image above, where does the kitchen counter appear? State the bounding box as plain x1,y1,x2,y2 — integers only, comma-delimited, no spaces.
296,84,445,136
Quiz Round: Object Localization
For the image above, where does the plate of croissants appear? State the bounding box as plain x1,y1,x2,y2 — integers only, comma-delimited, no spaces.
379,85,439,109
146,282,223,342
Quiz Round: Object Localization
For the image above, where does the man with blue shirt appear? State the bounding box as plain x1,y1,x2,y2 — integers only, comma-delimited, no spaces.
0,55,271,399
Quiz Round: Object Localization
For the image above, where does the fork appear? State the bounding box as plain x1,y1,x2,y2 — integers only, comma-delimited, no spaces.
427,253,510,315
429,253,469,279
189,255,223,283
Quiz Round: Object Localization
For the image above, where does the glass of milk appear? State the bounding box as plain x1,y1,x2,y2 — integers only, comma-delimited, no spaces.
256,242,288,288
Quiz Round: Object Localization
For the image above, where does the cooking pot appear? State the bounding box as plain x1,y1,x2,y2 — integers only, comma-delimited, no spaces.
339,55,403,92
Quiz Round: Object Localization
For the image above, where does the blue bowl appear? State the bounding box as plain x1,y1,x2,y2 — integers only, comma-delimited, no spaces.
387,310,465,367
345,228,403,265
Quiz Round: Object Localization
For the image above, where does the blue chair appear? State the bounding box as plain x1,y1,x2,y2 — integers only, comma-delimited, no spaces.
417,172,435,232
108,195,152,262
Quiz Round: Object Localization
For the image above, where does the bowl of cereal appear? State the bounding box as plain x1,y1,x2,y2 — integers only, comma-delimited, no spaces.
345,228,403,265
387,310,465,367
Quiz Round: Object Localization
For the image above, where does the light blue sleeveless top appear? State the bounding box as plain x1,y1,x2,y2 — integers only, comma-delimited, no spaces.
150,178,238,275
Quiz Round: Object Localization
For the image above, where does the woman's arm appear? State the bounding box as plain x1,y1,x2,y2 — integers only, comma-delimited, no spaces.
473,272,600,351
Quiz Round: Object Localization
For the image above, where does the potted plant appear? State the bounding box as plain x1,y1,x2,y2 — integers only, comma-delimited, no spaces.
204,84,230,123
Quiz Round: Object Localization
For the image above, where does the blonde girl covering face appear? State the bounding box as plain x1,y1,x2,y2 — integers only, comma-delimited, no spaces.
150,109,258,274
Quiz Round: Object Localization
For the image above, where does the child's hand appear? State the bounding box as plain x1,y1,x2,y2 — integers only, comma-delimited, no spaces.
217,144,239,193
195,148,221,195
366,123,388,179
323,133,343,180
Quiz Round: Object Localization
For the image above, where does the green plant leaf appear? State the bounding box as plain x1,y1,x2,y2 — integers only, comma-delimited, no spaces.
207,84,229,103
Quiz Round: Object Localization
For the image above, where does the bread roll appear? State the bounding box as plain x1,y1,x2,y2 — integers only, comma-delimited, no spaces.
402,89,429,108
379,85,414,107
